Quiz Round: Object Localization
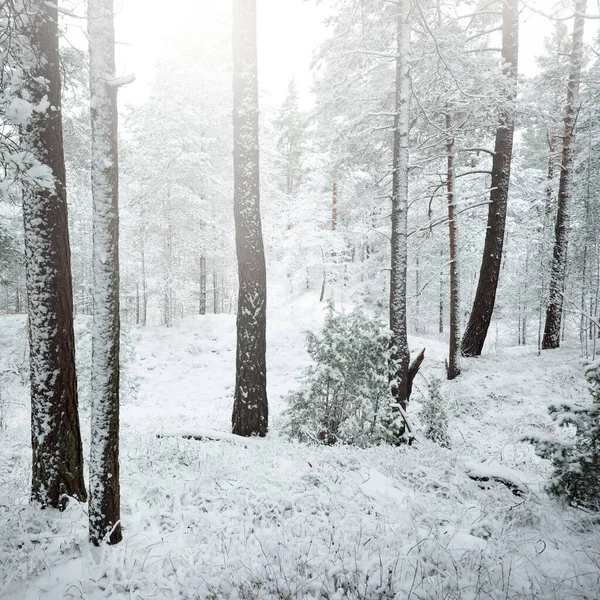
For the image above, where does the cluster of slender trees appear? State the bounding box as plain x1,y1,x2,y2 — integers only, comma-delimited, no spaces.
304,0,596,381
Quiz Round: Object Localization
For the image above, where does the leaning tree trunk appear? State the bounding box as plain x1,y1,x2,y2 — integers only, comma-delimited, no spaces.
542,0,586,350
445,113,461,379
231,0,268,437
461,0,518,357
22,0,87,509
88,0,122,545
389,0,412,435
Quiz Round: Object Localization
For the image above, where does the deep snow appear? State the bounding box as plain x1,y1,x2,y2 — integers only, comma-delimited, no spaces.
0,299,599,599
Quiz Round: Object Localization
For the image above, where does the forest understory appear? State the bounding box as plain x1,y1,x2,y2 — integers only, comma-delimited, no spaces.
0,293,598,600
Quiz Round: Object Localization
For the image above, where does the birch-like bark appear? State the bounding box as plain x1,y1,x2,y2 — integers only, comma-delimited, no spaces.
542,0,586,350
461,0,518,357
88,0,122,545
231,0,268,437
22,0,86,509
389,0,411,423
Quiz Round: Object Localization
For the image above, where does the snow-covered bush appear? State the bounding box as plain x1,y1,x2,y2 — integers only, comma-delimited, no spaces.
421,377,450,448
283,307,396,446
526,359,600,511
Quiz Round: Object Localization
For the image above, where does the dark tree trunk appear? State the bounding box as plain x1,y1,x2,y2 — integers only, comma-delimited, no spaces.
446,113,461,380
22,0,86,509
389,0,411,437
542,0,586,350
199,255,207,315
461,0,518,357
88,0,122,545
231,0,268,437
439,246,444,334
332,181,338,231
213,268,219,313
136,282,140,325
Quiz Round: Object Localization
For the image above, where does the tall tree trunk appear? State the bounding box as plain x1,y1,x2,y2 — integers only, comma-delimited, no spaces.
542,0,586,349
446,113,461,380
22,0,86,509
461,0,518,356
389,0,411,431
136,282,140,325
213,268,219,314
415,251,420,334
439,246,444,334
141,247,147,326
231,0,268,437
199,255,207,315
88,0,122,545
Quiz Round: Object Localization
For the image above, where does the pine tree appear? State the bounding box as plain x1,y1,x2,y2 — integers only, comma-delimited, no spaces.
526,359,600,511
231,0,268,437
20,0,87,509
461,0,519,357
542,0,587,350
274,78,305,196
88,0,124,545
389,0,412,431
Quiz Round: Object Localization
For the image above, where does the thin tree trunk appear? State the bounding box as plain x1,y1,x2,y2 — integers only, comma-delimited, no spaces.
523,247,529,345
136,282,140,325
332,181,337,231
22,0,86,509
542,0,586,349
199,255,206,315
446,113,461,379
439,246,444,334
389,0,412,433
461,0,518,356
415,251,420,334
320,247,326,302
538,137,556,353
213,268,219,313
88,0,122,545
141,247,147,326
231,0,268,437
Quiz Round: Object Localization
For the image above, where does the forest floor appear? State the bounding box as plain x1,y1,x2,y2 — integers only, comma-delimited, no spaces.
0,296,599,599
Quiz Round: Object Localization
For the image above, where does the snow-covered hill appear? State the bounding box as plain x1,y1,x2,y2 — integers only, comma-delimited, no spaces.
0,305,598,599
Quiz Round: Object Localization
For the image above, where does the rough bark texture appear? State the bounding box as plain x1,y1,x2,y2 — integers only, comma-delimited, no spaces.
389,0,411,430
22,0,87,509
88,0,122,545
446,114,461,380
461,0,518,357
231,0,268,437
542,0,586,350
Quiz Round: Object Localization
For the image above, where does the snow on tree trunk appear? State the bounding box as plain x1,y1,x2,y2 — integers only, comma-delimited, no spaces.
22,0,87,509
389,0,411,424
542,0,586,350
446,113,461,380
88,0,122,545
461,0,518,357
231,0,268,437
199,255,207,315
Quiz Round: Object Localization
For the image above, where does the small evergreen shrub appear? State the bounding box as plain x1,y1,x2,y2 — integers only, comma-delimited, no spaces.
525,359,600,511
283,307,397,447
421,377,450,448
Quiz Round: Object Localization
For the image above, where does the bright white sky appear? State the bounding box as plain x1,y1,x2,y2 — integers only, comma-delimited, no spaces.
114,0,329,109
86,0,595,112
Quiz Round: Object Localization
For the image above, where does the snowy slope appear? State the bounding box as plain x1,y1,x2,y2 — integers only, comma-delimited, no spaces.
0,304,599,599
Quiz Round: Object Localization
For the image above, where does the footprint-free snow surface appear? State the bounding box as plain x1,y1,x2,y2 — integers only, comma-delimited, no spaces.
1,305,599,599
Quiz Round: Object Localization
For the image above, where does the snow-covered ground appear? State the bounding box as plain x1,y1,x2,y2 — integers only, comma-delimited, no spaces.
1,299,599,599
